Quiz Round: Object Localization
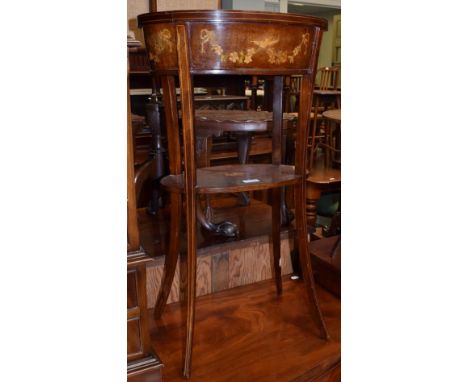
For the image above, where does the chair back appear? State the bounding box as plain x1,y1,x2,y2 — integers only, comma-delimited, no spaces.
316,66,340,90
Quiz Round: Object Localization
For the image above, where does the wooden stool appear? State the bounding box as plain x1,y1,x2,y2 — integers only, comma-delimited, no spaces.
139,10,329,378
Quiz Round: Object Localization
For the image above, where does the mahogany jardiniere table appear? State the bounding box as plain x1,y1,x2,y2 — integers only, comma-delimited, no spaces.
138,10,329,378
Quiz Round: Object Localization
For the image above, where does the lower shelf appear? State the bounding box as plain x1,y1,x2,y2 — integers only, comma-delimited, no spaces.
160,163,300,194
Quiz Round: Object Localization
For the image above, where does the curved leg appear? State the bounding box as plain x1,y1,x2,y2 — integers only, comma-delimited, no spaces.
196,134,239,237
183,197,197,379
280,187,294,226
272,187,283,295
197,195,239,237
295,181,330,340
154,192,182,319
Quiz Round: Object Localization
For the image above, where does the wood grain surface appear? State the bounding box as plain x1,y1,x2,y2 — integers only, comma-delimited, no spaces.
148,277,340,381
145,235,294,307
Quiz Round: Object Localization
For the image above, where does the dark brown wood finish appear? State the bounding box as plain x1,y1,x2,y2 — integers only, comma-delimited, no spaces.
128,63,164,381
139,10,328,76
193,109,296,236
175,23,198,378
294,73,330,340
306,107,341,229
149,277,340,382
138,10,329,378
310,237,341,297
128,79,140,252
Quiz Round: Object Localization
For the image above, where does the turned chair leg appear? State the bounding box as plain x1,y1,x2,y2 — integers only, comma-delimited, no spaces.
306,186,321,236
295,182,330,340
154,192,182,320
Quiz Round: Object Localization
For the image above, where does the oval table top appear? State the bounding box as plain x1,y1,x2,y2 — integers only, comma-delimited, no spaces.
322,109,341,122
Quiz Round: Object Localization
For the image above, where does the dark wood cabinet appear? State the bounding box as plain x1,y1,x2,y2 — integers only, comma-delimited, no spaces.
127,67,163,381
127,250,164,381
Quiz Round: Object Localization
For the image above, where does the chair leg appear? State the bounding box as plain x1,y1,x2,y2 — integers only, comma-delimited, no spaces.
272,187,283,295
306,185,321,235
154,192,182,320
295,182,330,340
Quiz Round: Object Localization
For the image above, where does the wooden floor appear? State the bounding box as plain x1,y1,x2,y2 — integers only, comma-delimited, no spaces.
147,276,341,382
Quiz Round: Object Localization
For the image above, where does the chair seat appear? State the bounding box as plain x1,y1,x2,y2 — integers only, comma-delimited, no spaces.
307,168,341,185
289,111,322,119
313,89,341,96
161,163,300,194
322,109,341,122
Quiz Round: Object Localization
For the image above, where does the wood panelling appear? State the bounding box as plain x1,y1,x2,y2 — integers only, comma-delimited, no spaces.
128,355,164,382
146,233,294,308
127,318,142,356
196,255,212,295
147,259,181,306
127,270,138,309
211,252,230,292
228,247,244,288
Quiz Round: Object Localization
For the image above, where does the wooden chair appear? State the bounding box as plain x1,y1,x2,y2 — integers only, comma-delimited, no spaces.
306,109,341,234
139,10,329,378
310,66,341,165
316,66,340,92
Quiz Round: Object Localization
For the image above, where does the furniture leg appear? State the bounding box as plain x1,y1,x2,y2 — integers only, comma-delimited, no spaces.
196,133,239,237
175,24,198,379
237,132,251,206
295,181,330,340
153,74,182,319
183,211,197,379
280,186,294,226
296,74,329,340
145,95,165,215
310,98,320,168
306,184,321,234
196,194,238,237
154,192,182,319
272,187,283,294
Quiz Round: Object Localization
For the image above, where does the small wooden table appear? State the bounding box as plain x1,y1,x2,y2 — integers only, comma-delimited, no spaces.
322,109,341,122
138,10,329,377
194,109,297,236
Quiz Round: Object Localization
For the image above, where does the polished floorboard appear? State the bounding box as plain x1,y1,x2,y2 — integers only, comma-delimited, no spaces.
148,276,341,382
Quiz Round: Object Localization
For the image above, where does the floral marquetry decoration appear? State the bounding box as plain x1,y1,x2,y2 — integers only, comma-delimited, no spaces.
198,27,311,66
143,25,178,69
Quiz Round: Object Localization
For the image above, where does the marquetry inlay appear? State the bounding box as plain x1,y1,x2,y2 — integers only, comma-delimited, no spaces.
199,28,310,65
147,28,174,63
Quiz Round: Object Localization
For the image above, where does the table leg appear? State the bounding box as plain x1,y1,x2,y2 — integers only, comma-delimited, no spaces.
196,134,239,237
306,184,321,234
237,132,251,206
